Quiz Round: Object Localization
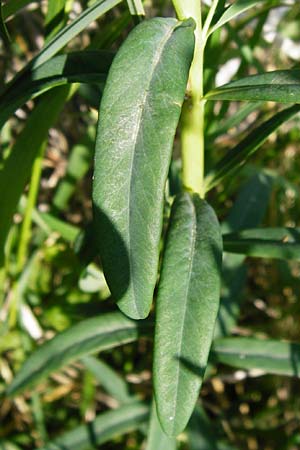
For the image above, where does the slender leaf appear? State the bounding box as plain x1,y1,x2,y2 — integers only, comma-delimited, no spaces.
126,0,145,16
0,0,10,43
212,337,300,377
7,311,152,396
45,0,68,42
223,227,300,260
81,355,133,404
145,401,177,450
154,193,222,436
93,18,195,319
0,51,113,129
36,212,80,242
39,402,149,450
205,70,300,103
0,86,71,266
210,0,262,35
2,0,36,19
204,105,300,192
215,172,273,338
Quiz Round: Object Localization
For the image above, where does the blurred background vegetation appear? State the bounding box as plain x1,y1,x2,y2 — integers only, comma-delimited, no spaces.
1,0,300,449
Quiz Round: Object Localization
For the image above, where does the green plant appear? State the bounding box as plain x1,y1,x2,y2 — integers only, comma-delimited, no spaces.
2,0,300,449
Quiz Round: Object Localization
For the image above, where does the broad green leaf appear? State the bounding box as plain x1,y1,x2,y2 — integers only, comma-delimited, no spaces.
154,193,222,436
7,311,152,396
0,51,113,129
210,0,262,35
145,400,177,450
81,355,133,404
93,18,195,319
223,227,300,260
215,172,273,338
212,337,300,377
39,402,149,449
204,105,300,192
205,70,300,103
0,86,71,266
0,0,10,43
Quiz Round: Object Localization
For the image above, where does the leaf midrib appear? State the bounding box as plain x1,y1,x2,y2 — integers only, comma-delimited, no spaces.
170,196,197,428
127,22,178,316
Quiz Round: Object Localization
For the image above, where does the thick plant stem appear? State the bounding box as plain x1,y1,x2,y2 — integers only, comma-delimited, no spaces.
173,0,219,198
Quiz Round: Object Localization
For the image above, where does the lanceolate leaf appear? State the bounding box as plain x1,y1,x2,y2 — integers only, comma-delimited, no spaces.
204,105,300,192
93,18,195,319
39,402,149,450
145,401,177,450
154,193,222,436
205,70,300,103
7,312,152,396
212,337,300,377
0,86,71,266
223,227,300,260
0,51,113,129
210,0,263,35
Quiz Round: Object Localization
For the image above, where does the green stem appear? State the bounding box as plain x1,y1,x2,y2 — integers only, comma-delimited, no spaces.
173,0,219,198
16,141,46,273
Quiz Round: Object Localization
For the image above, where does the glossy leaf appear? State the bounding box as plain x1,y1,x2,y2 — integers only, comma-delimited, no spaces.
39,402,149,449
0,86,71,266
93,18,195,319
205,70,300,103
210,0,262,35
223,227,300,260
7,312,152,396
0,51,113,129
145,401,177,450
204,105,300,192
212,337,300,377
154,193,222,436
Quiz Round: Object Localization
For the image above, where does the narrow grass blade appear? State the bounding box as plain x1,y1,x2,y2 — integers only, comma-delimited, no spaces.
215,172,273,338
93,18,195,319
154,193,222,436
39,402,149,450
145,400,177,450
7,312,152,396
210,0,263,35
0,51,113,129
212,337,300,377
205,70,300,103
0,0,11,43
204,105,300,192
81,355,133,404
0,86,71,266
223,227,300,260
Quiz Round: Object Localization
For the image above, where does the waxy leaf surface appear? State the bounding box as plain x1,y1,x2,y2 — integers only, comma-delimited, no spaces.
154,193,222,436
93,18,195,319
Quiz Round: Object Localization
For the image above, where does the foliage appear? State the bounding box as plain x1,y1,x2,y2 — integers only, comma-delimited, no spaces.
1,0,300,449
